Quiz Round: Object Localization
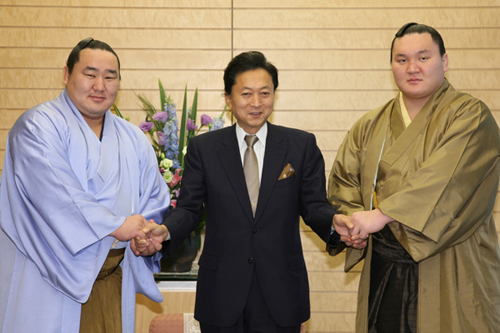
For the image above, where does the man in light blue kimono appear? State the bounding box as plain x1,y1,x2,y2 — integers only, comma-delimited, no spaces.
0,38,170,332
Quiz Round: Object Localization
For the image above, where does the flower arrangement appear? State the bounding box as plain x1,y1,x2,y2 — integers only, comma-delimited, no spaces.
113,79,225,245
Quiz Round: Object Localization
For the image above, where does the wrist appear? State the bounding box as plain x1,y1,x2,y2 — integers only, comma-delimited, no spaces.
162,225,169,242
376,209,394,225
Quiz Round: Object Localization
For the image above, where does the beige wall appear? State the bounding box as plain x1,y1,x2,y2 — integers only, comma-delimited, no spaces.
1,1,499,332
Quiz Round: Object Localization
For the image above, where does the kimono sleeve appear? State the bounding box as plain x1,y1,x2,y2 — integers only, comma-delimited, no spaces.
134,128,171,272
1,110,128,301
327,118,368,264
379,100,500,261
7,111,125,254
328,121,366,215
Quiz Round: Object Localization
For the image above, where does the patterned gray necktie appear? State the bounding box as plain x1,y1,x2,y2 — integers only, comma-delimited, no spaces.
244,135,259,217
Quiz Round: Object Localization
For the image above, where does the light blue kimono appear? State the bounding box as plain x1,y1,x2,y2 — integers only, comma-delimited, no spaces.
0,90,170,332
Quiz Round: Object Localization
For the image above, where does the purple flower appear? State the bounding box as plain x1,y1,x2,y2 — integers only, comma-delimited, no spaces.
139,121,154,132
158,131,165,145
153,111,169,122
186,119,198,131
201,114,212,126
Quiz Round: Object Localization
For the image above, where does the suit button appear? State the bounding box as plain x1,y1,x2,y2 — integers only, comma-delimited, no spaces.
252,228,258,233
248,258,254,264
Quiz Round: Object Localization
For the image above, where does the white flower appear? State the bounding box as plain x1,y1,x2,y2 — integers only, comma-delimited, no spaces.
159,158,173,170
163,170,174,183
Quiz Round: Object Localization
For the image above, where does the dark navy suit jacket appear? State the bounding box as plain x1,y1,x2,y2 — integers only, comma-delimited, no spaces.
163,122,336,327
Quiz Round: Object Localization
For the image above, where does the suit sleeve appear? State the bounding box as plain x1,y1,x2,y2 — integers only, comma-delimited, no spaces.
161,136,205,255
299,133,337,243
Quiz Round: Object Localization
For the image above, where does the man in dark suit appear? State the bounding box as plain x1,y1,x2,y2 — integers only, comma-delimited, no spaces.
134,51,358,332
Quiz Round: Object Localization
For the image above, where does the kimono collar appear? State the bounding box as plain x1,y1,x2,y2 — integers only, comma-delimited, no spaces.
413,78,451,123
61,88,111,142
399,92,412,128
62,89,89,126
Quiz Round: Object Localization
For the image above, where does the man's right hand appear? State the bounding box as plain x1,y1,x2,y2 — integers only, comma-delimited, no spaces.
333,214,367,249
110,214,149,241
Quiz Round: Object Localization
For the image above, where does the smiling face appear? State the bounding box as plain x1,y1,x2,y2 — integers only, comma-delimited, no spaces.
391,32,448,106
225,68,275,134
63,48,120,123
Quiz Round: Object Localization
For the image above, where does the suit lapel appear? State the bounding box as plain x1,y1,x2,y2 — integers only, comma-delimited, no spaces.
254,123,287,222
218,125,255,220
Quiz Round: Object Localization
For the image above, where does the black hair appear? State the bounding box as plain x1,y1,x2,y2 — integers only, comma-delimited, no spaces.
66,37,121,79
223,51,278,95
390,23,446,62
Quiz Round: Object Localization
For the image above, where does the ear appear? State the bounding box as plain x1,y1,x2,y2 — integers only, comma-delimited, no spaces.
63,66,70,85
224,94,232,110
442,53,449,73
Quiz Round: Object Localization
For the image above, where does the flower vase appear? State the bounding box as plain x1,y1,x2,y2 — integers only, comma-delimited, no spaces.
161,231,198,273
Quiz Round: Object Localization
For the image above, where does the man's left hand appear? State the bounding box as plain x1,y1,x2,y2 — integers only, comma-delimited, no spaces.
350,209,393,240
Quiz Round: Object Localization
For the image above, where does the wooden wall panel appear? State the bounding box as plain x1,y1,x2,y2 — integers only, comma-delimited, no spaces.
233,0,499,8
0,69,224,90
2,91,62,113
310,292,358,312
0,28,231,49
233,29,500,49
0,130,7,149
1,0,229,6
308,313,356,333
1,8,230,28
233,9,500,29
1,1,499,333
0,69,63,88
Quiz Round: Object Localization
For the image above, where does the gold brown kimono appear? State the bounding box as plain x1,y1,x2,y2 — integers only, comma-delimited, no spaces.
328,79,500,333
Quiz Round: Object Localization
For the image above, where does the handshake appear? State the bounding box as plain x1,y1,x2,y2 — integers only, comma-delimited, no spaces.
332,208,394,249
118,208,395,255
109,214,169,256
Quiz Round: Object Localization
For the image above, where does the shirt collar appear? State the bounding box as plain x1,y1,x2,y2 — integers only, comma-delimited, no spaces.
236,122,268,149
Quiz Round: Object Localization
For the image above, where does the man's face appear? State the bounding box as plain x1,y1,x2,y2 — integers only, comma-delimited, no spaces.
391,33,448,105
63,48,120,122
225,68,275,134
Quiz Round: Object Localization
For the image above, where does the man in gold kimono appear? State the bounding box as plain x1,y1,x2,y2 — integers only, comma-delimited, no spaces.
328,22,500,332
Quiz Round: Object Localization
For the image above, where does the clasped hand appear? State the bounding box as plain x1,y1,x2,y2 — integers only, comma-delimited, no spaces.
332,209,393,249
109,214,169,256
130,221,169,256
